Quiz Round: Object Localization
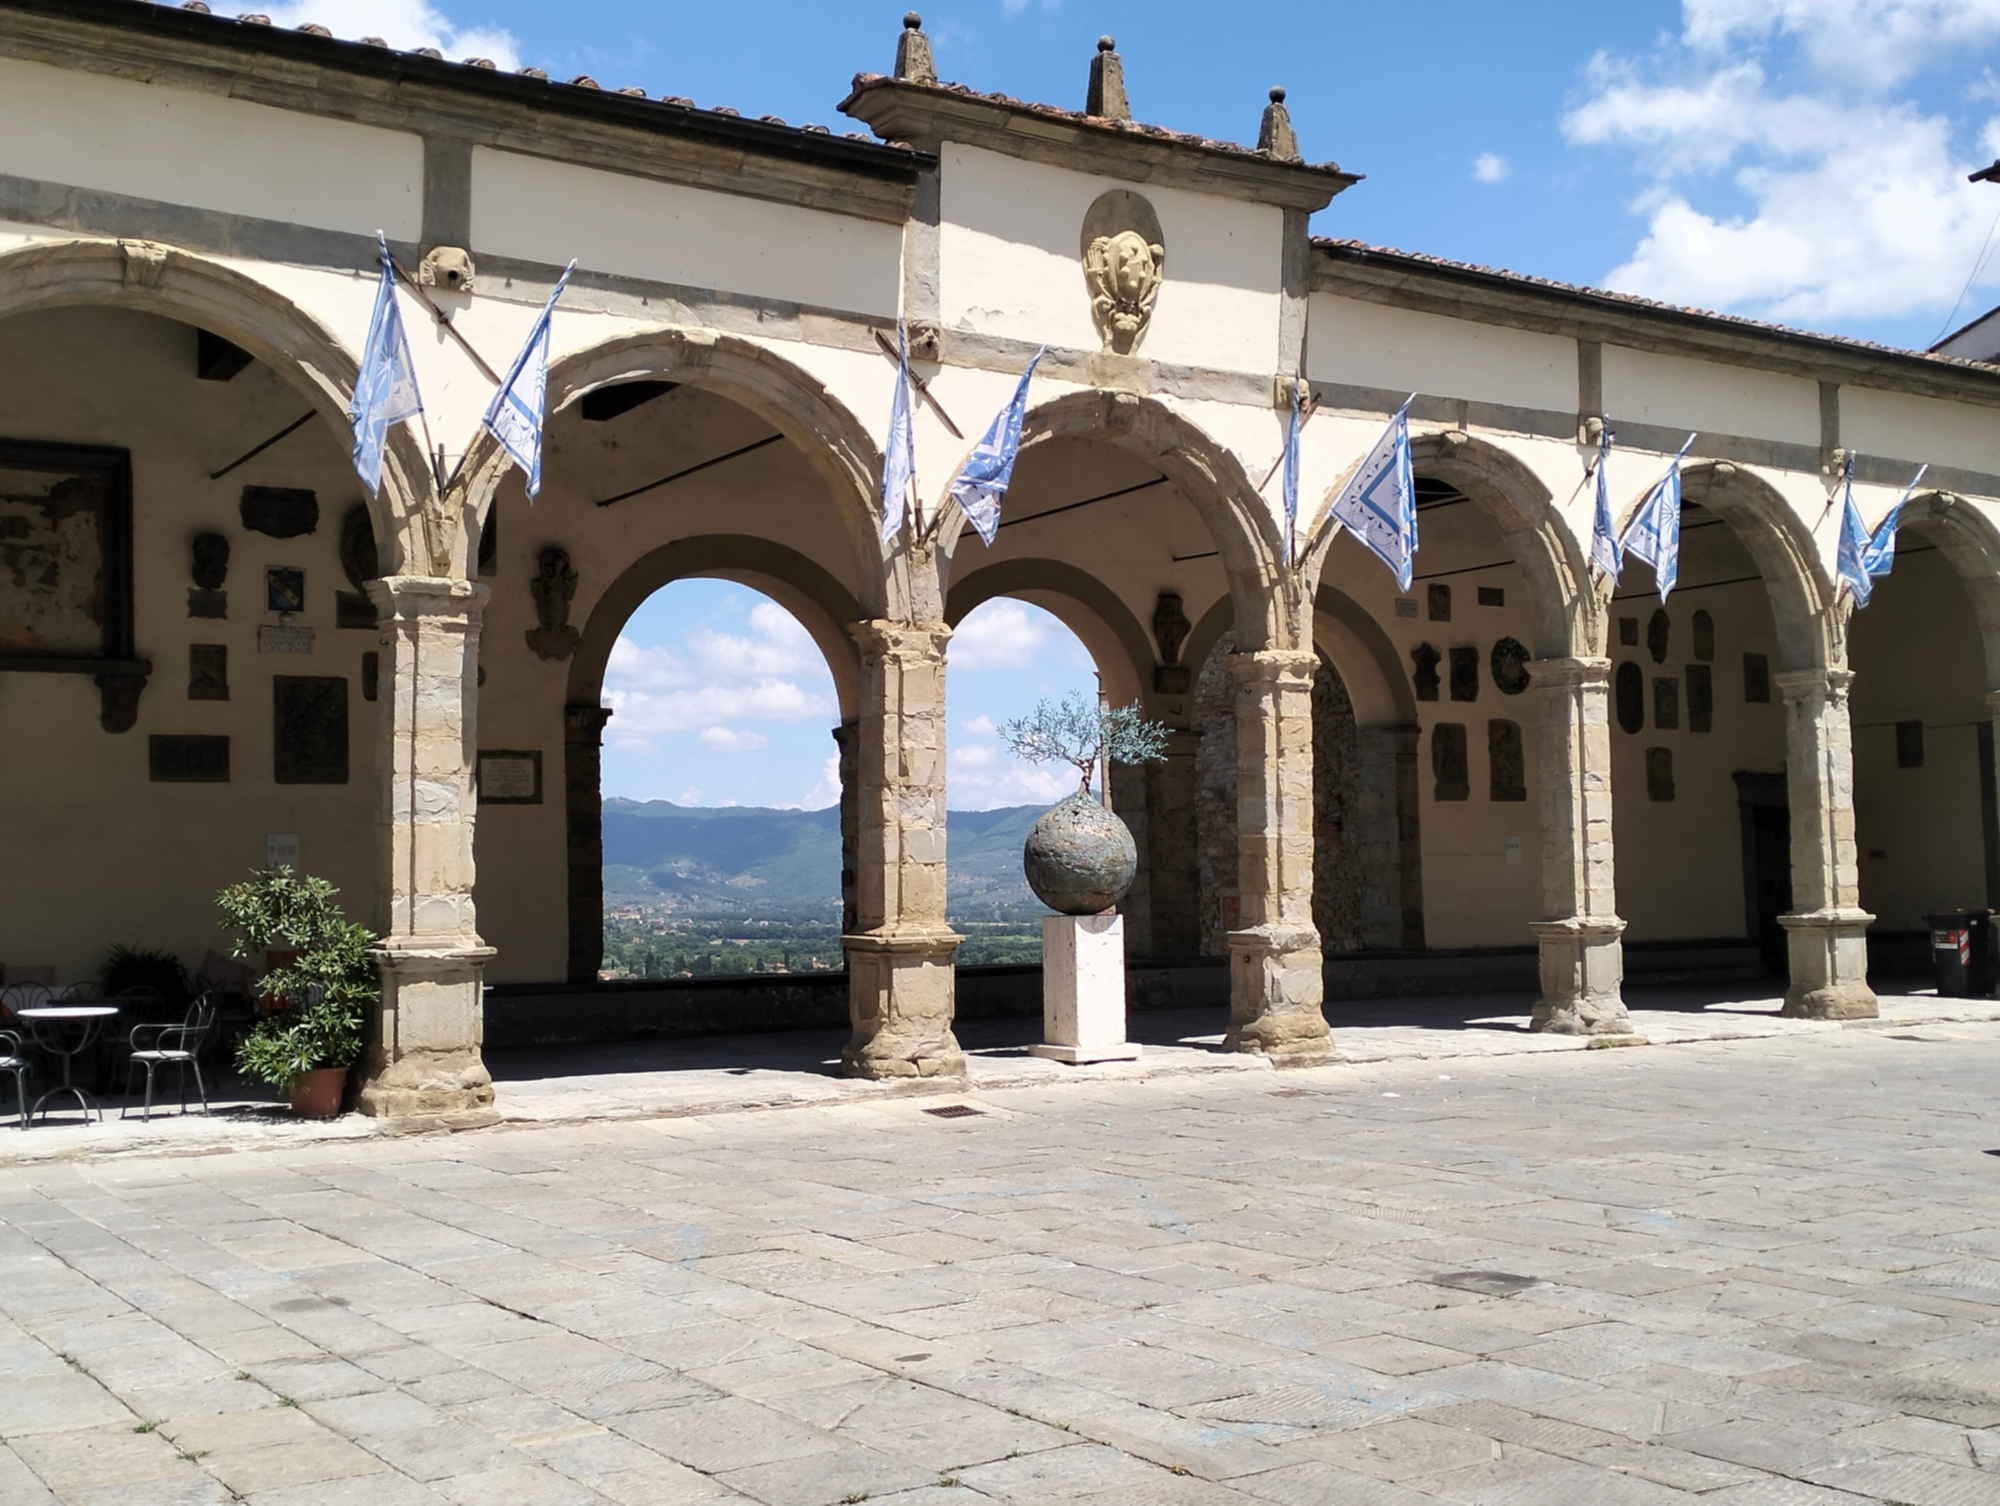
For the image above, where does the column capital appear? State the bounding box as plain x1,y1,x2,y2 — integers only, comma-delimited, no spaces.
1227,646,1317,689
563,702,614,740
1775,665,1854,704
851,618,950,660
1527,656,1611,691
366,574,491,622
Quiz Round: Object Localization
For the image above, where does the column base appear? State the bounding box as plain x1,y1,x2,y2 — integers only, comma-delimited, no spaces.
1779,909,1878,1019
357,943,497,1126
1224,924,1332,1064
842,929,965,1079
1530,918,1632,1035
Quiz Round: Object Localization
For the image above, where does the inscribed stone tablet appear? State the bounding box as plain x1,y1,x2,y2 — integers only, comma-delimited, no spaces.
273,676,347,784
1432,723,1469,801
150,734,229,782
478,750,543,804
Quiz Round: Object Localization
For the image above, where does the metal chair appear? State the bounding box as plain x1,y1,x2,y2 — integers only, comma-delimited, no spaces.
121,996,217,1120
0,982,53,1026
0,1030,26,1129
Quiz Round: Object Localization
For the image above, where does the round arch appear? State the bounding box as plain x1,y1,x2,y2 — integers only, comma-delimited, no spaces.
1175,584,1417,728
567,535,864,719
943,559,1154,710
937,389,1292,651
0,236,422,564
458,326,889,611
1896,492,2000,692
1678,463,1834,672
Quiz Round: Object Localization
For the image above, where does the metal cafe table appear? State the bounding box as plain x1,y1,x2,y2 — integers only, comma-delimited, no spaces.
16,1003,119,1123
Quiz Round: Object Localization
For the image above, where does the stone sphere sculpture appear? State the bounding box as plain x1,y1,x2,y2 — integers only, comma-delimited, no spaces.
1023,791,1137,915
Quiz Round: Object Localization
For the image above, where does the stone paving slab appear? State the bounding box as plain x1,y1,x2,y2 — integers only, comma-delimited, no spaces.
8,1024,2000,1500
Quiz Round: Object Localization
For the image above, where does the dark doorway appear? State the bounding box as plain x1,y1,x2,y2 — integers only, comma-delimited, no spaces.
1735,771,1791,975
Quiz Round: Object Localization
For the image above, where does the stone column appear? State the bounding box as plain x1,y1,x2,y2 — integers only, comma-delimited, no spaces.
1777,667,1877,1019
564,703,614,985
1109,759,1153,955
359,575,496,1125
842,621,964,1077
1528,657,1631,1034
834,719,860,937
1224,649,1331,1061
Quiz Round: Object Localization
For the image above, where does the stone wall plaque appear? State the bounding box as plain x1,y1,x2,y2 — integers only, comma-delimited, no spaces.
188,643,228,700
1428,583,1452,622
0,440,133,662
188,532,228,618
1616,661,1644,733
1619,616,1639,646
1687,663,1713,733
1692,609,1716,662
1897,720,1925,768
273,675,347,784
240,486,317,538
1477,585,1505,607
264,567,304,614
1743,652,1771,703
1653,677,1680,730
1080,190,1165,355
361,650,379,702
1410,643,1440,702
149,733,229,782
258,624,314,654
477,749,543,804
1646,746,1675,802
1394,596,1418,618
1487,719,1526,801
1490,637,1530,696
1449,645,1479,702
1432,722,1469,801
1648,608,1671,664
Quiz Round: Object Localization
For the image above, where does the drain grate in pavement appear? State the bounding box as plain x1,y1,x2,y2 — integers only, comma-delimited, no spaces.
1430,1270,1541,1296
924,1104,986,1119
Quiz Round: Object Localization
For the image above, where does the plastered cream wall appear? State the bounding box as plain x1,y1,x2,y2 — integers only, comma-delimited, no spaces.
470,148,902,319
0,306,377,980
1609,512,1789,942
1306,294,1578,418
0,55,422,240
1843,386,2000,477
937,143,1282,375
470,383,869,983
1602,345,1821,449
1850,543,1990,930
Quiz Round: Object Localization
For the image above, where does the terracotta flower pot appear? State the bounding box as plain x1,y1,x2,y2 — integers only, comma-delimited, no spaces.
287,1065,348,1120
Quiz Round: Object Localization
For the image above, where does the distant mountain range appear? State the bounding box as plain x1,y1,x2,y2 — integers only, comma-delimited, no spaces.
603,799,1046,919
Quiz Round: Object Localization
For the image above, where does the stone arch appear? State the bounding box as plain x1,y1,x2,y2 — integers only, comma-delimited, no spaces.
1677,463,1834,672
943,559,1154,710
1313,583,1419,728
1307,430,1590,661
0,235,421,565
938,390,1293,650
558,535,864,984
568,535,863,718
458,326,891,611
1896,492,2000,691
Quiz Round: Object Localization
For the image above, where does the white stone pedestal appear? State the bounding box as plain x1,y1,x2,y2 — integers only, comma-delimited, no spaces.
1030,914,1141,1064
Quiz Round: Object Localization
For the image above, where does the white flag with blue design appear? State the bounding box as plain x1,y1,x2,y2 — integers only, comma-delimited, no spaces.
1327,399,1417,590
481,261,574,501
1834,455,1874,607
1619,435,1694,600
949,348,1043,545
348,236,423,495
1280,377,1303,566
1588,424,1622,579
880,323,916,542
1842,462,1926,607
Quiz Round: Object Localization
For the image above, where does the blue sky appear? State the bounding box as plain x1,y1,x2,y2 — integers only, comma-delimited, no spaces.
256,0,2000,805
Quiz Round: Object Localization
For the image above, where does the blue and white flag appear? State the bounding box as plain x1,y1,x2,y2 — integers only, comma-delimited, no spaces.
1842,462,1927,606
880,322,916,543
1327,398,1417,590
1588,424,1622,580
1280,377,1303,566
1619,435,1694,600
348,236,423,495
948,348,1043,546
481,261,574,501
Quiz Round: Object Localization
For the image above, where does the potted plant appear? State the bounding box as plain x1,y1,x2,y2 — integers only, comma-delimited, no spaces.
216,868,374,1119
1003,693,1169,914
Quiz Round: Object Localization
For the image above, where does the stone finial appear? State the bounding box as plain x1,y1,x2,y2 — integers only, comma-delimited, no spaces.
1087,35,1129,121
1258,86,1300,162
895,12,936,84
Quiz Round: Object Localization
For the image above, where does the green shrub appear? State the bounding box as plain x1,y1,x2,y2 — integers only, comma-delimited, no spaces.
99,945,190,1011
216,869,375,1088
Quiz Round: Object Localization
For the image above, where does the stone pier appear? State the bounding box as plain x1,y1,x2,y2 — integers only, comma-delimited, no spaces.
1778,666,1877,1019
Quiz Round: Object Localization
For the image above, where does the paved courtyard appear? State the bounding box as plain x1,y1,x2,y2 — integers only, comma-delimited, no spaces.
7,1022,2000,1504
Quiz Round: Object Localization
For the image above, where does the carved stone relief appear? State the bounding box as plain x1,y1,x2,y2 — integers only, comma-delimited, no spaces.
1080,191,1165,356
526,546,581,660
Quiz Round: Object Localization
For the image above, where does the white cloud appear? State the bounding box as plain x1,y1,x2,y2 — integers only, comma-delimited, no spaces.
603,604,835,752
1563,2,2000,328
675,784,703,806
698,726,768,753
961,714,999,736
946,742,1076,810
947,599,1050,670
1473,152,1511,183
787,753,842,812
227,0,523,67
